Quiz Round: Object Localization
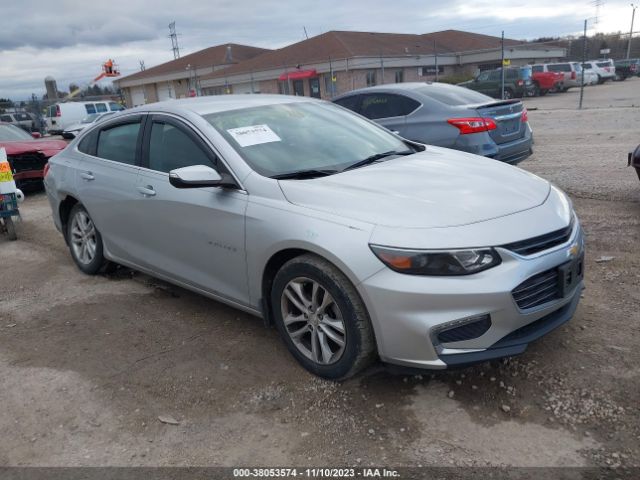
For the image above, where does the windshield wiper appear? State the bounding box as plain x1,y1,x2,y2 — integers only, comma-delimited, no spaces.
271,169,339,180
342,150,414,172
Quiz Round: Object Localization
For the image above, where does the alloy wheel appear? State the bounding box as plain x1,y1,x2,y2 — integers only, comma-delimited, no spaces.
70,210,97,265
280,277,346,365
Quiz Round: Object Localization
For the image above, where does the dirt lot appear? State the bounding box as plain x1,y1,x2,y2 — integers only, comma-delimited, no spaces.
1,79,639,469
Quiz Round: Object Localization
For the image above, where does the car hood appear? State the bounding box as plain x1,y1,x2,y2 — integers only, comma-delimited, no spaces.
0,139,67,157
278,148,550,228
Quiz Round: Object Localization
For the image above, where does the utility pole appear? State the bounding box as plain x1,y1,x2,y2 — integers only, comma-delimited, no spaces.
380,52,385,84
579,20,587,110
328,56,335,98
628,4,637,59
303,26,309,40
500,31,505,100
434,40,439,81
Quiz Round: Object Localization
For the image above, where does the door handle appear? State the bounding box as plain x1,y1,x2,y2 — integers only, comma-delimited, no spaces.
80,171,94,181
137,185,156,197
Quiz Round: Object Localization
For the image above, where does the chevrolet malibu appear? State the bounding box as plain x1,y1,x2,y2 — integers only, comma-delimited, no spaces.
44,95,584,379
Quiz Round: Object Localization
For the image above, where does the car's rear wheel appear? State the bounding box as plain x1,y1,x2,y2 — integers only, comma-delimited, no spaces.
539,88,548,96
503,88,514,100
67,204,105,275
271,254,376,380
2,217,17,241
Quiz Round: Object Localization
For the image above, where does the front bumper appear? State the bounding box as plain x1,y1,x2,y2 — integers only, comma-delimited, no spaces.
358,222,584,370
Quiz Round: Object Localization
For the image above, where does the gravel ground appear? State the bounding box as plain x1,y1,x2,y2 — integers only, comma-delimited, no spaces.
1,79,639,469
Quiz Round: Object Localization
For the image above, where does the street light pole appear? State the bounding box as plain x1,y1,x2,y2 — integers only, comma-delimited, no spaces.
500,31,505,100
579,19,587,110
627,4,637,59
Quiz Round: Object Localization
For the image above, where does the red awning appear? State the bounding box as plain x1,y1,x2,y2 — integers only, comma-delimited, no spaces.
278,69,318,81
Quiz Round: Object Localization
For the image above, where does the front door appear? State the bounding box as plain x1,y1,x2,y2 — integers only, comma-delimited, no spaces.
292,79,304,96
133,115,249,303
309,77,321,98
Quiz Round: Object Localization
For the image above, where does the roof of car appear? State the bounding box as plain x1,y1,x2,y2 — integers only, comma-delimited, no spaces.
126,94,318,116
333,81,471,97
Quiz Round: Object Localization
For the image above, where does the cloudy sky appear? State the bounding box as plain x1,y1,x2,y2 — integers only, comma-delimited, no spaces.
1,0,635,100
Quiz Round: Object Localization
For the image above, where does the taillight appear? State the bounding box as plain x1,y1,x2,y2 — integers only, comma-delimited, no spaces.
517,79,524,86
55,105,61,117
521,108,528,123
447,117,497,135
43,162,50,178
571,71,576,80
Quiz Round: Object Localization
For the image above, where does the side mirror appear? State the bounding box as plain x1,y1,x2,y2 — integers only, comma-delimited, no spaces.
31,132,42,139
169,165,236,189
629,144,640,166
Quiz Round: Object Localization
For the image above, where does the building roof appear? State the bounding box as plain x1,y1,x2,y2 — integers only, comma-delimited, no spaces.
199,30,523,81
116,43,271,83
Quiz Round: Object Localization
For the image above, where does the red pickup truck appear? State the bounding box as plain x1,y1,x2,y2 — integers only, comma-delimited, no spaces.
530,71,564,96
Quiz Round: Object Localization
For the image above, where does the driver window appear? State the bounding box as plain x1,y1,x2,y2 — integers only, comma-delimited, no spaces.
148,121,215,173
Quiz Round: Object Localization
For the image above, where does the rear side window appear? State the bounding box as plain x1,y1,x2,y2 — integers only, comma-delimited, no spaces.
96,122,141,165
109,102,124,111
333,95,361,113
0,115,12,122
547,64,571,72
596,62,611,68
583,63,592,69
77,129,98,155
506,70,518,80
359,93,420,119
532,65,543,73
15,113,31,121
96,103,108,113
85,104,96,114
488,71,501,81
148,121,214,173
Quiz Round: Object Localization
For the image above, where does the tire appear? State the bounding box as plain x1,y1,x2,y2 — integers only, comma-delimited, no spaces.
271,254,376,380
3,217,17,241
597,75,603,85
503,88,514,100
539,88,548,96
67,204,106,275
528,84,540,97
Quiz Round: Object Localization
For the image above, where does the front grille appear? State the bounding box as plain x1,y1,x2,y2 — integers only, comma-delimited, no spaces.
7,152,47,175
512,268,561,310
502,219,574,256
437,315,491,343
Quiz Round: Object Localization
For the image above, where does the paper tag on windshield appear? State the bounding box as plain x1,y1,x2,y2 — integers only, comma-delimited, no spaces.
227,124,281,147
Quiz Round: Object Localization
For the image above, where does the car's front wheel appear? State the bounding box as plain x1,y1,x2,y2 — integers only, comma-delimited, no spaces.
271,254,376,380
67,204,106,275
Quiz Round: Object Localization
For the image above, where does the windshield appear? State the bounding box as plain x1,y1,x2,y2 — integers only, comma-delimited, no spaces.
204,102,410,177
81,113,101,124
0,123,33,141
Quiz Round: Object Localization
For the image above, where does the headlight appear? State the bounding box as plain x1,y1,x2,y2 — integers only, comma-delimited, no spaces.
370,245,501,276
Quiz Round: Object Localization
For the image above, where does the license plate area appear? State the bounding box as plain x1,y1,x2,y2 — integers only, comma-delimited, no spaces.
558,254,584,297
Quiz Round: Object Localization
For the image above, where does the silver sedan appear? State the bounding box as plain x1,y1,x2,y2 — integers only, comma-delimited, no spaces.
44,95,584,379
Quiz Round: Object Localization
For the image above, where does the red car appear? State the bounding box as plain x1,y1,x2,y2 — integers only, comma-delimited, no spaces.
0,122,67,190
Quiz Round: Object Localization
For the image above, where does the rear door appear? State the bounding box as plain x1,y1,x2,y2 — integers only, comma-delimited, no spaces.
75,115,145,263
358,93,419,134
476,101,526,145
133,114,249,301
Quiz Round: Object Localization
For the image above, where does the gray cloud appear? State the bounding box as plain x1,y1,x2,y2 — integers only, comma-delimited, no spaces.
0,0,633,100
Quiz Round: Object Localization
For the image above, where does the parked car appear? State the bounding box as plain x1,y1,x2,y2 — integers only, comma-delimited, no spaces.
62,112,116,139
333,83,532,164
0,112,37,133
0,122,66,190
584,59,616,83
580,66,599,86
614,59,640,80
544,62,582,90
528,66,564,95
629,144,640,181
45,101,125,134
44,95,583,379
458,67,535,99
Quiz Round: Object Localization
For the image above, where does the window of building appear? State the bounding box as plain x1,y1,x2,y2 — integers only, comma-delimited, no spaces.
366,71,377,87
395,70,404,83
292,80,304,96
309,78,321,98
359,93,420,119
148,121,214,173
96,121,141,165
419,66,444,76
278,81,290,95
